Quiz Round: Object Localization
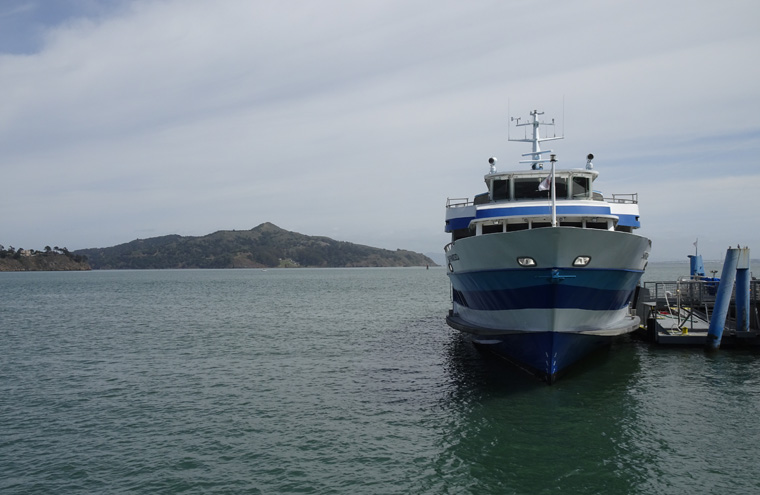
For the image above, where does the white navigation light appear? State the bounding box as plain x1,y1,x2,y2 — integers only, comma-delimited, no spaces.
517,257,536,267
489,157,497,173
573,256,591,267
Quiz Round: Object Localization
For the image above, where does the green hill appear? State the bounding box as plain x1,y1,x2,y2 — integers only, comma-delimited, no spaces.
0,248,90,272
74,223,436,269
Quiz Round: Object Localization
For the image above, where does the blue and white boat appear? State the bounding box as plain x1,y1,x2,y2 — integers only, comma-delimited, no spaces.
444,110,651,383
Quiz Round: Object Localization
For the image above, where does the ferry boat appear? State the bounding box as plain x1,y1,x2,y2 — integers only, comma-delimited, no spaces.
444,110,651,383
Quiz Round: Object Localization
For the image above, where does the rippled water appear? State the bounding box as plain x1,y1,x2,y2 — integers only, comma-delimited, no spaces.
2,265,759,494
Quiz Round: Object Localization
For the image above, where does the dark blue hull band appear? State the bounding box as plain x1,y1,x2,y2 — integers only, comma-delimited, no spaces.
449,268,642,311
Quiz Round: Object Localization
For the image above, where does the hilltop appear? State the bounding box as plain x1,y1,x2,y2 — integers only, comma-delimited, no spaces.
74,223,436,269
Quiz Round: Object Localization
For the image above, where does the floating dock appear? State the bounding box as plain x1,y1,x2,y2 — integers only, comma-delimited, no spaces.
635,248,759,347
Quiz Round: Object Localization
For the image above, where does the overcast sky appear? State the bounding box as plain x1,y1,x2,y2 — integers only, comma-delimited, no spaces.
1,0,759,261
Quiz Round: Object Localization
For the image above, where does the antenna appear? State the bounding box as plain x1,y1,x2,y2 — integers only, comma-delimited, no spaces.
508,108,564,170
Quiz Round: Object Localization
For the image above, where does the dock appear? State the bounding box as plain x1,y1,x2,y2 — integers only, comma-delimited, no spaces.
635,277,760,346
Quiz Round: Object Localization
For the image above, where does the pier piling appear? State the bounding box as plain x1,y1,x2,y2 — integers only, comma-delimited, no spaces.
705,248,741,349
735,248,752,333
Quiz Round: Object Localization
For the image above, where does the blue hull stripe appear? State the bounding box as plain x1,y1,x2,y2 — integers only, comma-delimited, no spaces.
445,206,641,232
617,214,640,228
476,205,611,219
450,268,642,311
445,216,473,231
445,205,622,232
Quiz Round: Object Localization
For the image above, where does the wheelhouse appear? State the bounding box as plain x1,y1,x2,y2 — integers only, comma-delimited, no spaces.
483,169,599,202
445,168,640,242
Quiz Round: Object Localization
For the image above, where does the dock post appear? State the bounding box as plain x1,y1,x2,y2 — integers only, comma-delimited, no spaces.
735,247,751,333
705,248,740,349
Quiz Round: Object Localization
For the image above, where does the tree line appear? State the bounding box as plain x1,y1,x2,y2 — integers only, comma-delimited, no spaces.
0,245,88,263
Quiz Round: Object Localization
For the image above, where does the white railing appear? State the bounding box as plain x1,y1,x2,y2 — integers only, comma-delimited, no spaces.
448,193,638,206
446,197,471,208
607,193,638,204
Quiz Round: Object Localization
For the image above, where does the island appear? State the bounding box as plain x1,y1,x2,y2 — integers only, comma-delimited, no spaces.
73,223,436,269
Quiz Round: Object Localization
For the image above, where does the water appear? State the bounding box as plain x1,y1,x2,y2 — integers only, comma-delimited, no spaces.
2,265,759,494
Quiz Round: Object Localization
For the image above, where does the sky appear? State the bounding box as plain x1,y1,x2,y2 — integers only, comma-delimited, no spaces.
1,0,759,262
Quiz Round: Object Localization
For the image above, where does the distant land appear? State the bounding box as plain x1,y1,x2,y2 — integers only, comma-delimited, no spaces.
0,246,90,272
74,223,437,270
425,251,446,266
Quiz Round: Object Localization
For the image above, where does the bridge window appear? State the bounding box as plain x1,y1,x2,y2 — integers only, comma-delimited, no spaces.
513,177,568,199
572,176,590,199
492,179,509,201
514,178,546,199
555,178,568,198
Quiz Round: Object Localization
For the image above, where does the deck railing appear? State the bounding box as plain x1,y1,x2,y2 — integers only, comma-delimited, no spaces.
448,194,638,207
446,197,472,208
607,193,638,204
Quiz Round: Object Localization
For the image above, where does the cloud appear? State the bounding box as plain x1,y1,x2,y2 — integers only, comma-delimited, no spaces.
1,0,759,260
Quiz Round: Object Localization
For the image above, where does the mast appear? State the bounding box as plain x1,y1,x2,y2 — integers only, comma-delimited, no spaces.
510,109,564,227
510,109,563,170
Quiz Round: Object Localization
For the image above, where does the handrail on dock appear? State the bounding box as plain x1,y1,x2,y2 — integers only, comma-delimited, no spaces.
643,278,760,331
645,279,760,303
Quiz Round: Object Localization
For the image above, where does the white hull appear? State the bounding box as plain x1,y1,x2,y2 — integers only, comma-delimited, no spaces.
446,227,650,335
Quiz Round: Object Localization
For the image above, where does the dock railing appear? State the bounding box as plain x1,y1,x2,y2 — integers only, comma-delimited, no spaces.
643,279,760,330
